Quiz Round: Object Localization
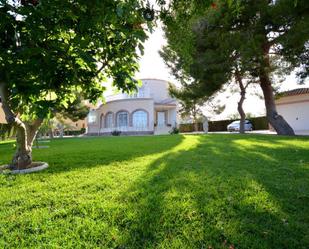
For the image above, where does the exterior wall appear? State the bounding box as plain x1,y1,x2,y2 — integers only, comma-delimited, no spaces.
141,79,170,103
87,79,178,136
87,99,154,135
169,108,177,126
0,104,6,124
276,94,309,135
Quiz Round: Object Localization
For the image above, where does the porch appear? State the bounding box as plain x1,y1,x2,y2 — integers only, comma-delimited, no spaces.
154,102,177,135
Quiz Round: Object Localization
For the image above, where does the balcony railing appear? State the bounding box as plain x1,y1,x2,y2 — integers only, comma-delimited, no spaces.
105,90,151,102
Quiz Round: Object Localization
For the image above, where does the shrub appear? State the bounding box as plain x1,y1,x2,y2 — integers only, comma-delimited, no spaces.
111,130,121,136
169,127,180,135
63,129,87,136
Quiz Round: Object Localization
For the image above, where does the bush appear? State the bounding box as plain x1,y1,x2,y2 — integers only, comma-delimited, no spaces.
169,127,180,135
64,129,84,136
111,130,121,136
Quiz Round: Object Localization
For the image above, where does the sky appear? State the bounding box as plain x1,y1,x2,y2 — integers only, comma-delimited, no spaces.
134,24,309,120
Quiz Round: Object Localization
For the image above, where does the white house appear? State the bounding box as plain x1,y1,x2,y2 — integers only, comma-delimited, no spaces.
87,79,178,135
276,88,309,135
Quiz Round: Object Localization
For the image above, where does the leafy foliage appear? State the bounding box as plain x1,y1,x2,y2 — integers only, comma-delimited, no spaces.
169,84,204,124
0,123,15,140
161,0,308,95
0,0,150,120
159,0,309,134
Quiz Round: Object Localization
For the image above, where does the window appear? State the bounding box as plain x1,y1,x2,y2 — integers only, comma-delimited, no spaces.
138,87,145,98
117,111,128,128
88,111,97,124
133,110,147,129
105,113,113,128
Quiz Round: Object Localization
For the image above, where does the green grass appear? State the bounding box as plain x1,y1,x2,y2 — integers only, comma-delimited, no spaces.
0,134,309,248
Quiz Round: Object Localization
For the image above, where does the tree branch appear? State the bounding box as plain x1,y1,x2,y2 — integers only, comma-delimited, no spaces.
0,82,29,153
96,60,108,75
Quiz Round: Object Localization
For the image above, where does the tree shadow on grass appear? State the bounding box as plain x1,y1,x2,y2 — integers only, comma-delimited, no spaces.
115,135,309,249
32,135,185,174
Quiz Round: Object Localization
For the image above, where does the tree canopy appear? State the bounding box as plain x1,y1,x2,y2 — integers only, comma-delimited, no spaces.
0,0,152,169
159,0,309,135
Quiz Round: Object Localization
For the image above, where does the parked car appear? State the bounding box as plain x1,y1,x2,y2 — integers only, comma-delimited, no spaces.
227,120,253,132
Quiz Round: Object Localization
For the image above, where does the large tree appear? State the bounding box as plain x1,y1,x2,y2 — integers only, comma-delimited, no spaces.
159,0,309,135
169,84,204,131
0,0,151,169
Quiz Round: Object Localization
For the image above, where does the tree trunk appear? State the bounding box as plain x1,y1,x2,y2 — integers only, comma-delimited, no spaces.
258,44,295,136
192,105,199,132
235,70,246,134
11,124,33,170
0,82,43,170
259,72,295,135
259,77,294,135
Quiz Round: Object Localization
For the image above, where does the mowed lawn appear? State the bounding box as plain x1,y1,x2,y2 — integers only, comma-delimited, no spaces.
0,135,309,249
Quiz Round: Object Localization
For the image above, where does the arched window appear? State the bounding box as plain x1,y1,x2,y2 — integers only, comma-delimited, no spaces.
105,112,113,128
117,111,128,128
133,110,148,129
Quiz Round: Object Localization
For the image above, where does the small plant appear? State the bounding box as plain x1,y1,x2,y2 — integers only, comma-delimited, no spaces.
111,130,121,136
169,127,179,135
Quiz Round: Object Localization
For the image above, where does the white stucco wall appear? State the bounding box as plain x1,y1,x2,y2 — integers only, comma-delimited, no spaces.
169,108,177,126
0,104,6,124
276,94,309,135
141,79,170,103
87,99,154,134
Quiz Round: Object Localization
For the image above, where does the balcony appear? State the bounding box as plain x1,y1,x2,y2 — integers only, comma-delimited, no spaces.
105,89,151,102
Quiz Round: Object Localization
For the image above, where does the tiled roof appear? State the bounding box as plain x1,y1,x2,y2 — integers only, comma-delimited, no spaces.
278,88,309,97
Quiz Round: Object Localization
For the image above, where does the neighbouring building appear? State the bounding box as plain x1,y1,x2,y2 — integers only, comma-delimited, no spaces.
87,79,178,135
0,103,6,124
276,88,309,135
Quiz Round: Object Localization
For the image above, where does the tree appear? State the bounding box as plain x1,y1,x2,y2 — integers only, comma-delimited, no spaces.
169,85,204,131
159,0,309,135
0,0,151,169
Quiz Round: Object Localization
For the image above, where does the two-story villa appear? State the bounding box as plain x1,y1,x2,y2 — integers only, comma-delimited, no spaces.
87,79,178,135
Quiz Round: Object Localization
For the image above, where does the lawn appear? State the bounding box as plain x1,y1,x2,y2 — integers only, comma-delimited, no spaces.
0,134,309,248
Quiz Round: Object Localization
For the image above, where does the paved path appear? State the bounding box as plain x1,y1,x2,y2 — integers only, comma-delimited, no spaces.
181,130,277,135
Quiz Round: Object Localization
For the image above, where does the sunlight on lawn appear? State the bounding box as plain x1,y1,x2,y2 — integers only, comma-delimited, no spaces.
0,135,308,248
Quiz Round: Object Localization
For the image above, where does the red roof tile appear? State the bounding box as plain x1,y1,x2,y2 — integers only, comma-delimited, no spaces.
278,88,309,97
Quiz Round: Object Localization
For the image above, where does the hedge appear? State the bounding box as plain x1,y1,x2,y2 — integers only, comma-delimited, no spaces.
64,128,86,136
179,116,268,132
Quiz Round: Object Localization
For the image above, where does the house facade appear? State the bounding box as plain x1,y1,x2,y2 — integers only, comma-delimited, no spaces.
87,79,178,135
276,88,309,135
